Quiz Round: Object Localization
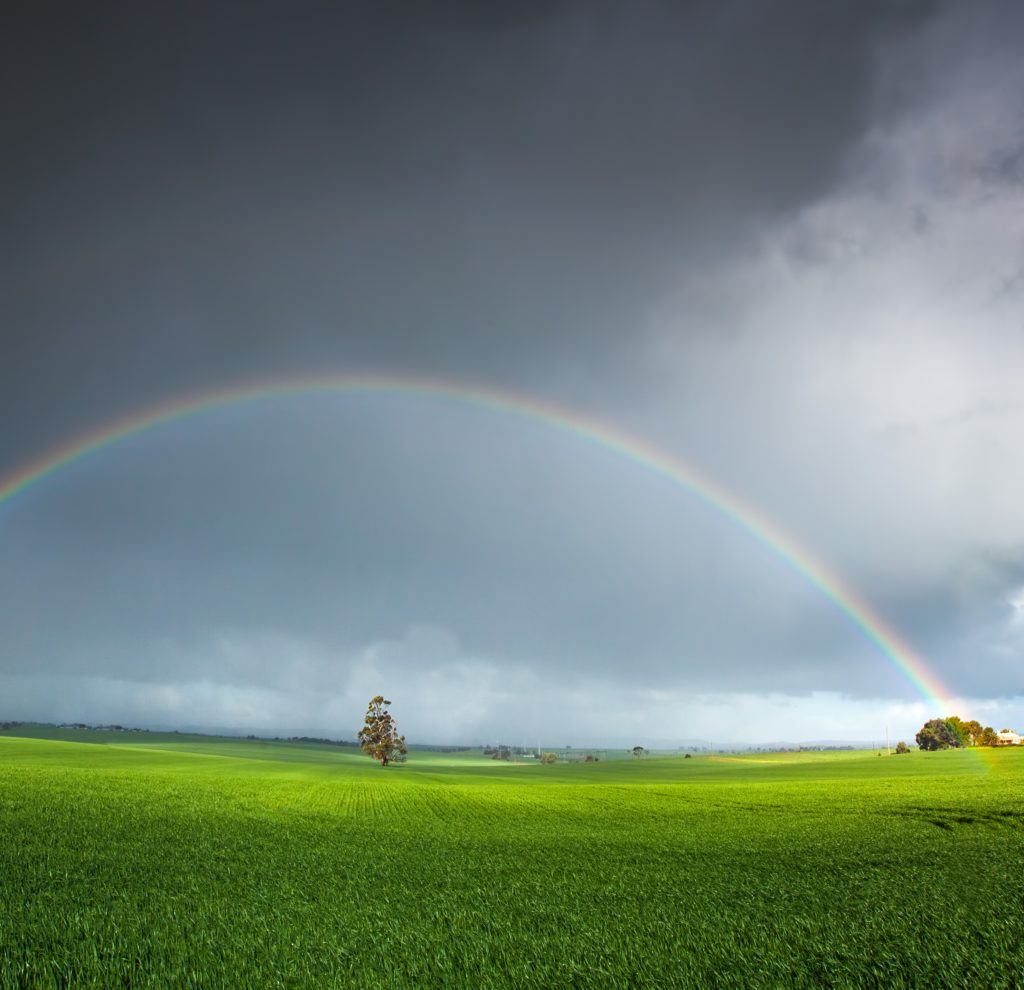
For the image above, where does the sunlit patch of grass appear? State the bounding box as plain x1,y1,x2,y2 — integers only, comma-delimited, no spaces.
1,735,1022,987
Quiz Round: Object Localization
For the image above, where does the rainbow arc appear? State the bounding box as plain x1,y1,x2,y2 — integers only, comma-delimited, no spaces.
0,373,954,709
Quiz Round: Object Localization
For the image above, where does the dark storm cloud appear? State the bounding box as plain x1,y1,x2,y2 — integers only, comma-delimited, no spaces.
1,0,930,463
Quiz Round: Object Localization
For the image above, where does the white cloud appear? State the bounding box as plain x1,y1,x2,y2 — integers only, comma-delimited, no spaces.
630,7,1024,699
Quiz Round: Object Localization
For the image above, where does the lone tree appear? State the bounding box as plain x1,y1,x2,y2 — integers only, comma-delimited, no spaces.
358,696,407,766
631,746,646,758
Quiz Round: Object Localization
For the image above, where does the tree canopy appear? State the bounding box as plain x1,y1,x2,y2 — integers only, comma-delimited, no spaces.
357,696,407,767
915,719,962,751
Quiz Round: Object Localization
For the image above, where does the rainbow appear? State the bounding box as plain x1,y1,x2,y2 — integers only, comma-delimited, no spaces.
0,372,953,708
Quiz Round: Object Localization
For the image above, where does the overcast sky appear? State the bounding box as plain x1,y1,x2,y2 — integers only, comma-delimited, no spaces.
2,1,1022,746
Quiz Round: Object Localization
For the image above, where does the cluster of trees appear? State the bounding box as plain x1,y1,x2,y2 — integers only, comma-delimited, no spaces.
915,716,1001,751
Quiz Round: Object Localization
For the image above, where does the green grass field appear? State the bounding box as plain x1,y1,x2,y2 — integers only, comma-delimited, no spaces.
1,729,1022,988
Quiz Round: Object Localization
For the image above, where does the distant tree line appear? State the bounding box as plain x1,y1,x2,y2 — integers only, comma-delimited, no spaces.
408,745,473,753
283,735,359,747
484,744,536,760
1,721,154,733
795,745,855,752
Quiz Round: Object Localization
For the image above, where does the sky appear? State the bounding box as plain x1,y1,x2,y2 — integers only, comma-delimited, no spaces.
1,0,1022,747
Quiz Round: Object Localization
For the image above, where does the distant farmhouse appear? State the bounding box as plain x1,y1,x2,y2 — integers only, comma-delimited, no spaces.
995,729,1022,746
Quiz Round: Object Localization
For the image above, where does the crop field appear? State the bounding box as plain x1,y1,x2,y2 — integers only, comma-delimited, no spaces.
1,731,1022,988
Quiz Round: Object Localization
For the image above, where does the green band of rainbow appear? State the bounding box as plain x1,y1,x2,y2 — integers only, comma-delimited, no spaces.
0,372,953,708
